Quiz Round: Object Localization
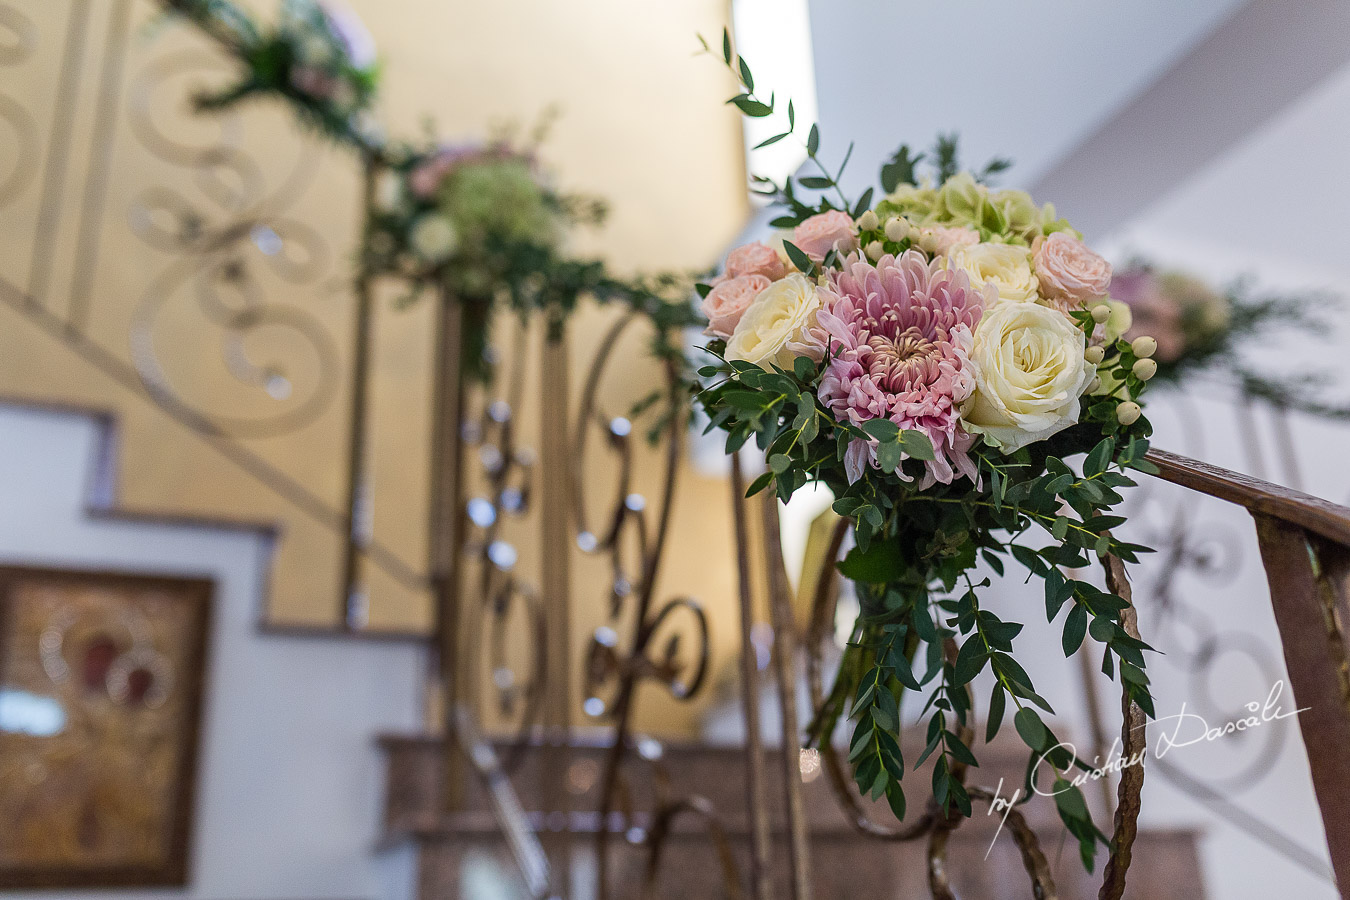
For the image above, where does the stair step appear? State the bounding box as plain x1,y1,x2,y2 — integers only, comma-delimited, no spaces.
405,823,1204,900
379,734,1207,899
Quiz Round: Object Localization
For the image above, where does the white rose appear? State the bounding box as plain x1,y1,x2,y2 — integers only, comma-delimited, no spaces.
726,273,822,371
948,243,1039,304
409,213,459,263
960,301,1094,452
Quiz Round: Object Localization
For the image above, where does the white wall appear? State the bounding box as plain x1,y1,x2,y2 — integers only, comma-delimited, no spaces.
1084,54,1350,900
805,0,1248,197
0,403,423,900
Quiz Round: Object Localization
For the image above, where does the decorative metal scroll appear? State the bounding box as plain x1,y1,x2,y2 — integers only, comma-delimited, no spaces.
0,2,38,213
570,310,732,900
769,484,1151,899
456,317,550,770
125,50,341,438
0,1,430,630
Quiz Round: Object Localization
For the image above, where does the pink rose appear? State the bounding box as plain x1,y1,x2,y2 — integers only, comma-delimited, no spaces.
792,210,857,263
1034,232,1112,305
407,144,488,199
701,274,770,339
408,156,452,199
725,242,785,281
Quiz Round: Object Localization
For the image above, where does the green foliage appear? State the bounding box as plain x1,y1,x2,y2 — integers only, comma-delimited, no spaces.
165,0,381,148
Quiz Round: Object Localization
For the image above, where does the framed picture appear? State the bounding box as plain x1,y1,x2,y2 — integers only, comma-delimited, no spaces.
0,566,212,888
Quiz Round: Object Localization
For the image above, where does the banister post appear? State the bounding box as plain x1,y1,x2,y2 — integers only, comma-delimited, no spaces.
1253,514,1350,896
430,291,468,812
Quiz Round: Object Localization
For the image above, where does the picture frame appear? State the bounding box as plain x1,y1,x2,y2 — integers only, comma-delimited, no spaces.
0,566,212,888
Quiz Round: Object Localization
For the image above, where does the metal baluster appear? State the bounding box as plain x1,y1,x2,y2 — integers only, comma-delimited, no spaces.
729,455,772,900
338,155,379,628
760,490,813,900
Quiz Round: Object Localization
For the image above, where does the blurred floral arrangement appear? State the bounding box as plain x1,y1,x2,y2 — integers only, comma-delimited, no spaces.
163,0,380,144
695,31,1158,873
159,0,697,382
364,130,627,379
1111,263,1350,418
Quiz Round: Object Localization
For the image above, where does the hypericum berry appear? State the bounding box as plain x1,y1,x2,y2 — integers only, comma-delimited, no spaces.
884,218,910,243
1091,304,1111,324
857,210,879,231
1132,358,1157,381
1084,345,1105,365
865,240,884,261
1116,401,1142,426
1131,336,1158,359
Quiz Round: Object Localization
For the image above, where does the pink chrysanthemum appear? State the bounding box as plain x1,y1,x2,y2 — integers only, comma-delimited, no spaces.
815,250,987,486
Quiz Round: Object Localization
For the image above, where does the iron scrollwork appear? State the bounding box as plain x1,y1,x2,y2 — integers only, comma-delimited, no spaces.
125,49,341,438
457,322,550,769
571,310,729,899
0,2,37,211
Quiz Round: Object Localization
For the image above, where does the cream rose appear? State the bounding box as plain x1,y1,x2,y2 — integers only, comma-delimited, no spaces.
701,274,770,339
726,274,822,371
1034,232,1112,305
948,243,1039,304
960,301,1095,451
724,241,785,281
792,210,857,262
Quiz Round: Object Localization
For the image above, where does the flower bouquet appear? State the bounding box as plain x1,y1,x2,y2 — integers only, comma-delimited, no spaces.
165,0,380,144
1112,263,1350,418
697,36,1159,868
363,135,623,378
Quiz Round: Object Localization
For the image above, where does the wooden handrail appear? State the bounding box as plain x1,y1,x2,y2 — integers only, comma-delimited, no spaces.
1146,447,1350,897
1147,448,1350,547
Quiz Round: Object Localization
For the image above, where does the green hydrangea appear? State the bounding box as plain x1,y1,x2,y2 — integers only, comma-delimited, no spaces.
440,158,558,248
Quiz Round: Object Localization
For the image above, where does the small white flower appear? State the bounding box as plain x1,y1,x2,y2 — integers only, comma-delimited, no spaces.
409,214,459,263
374,171,405,212
297,33,335,67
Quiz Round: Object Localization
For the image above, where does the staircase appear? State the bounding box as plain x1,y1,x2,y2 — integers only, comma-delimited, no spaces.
0,0,451,633
377,733,1207,899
